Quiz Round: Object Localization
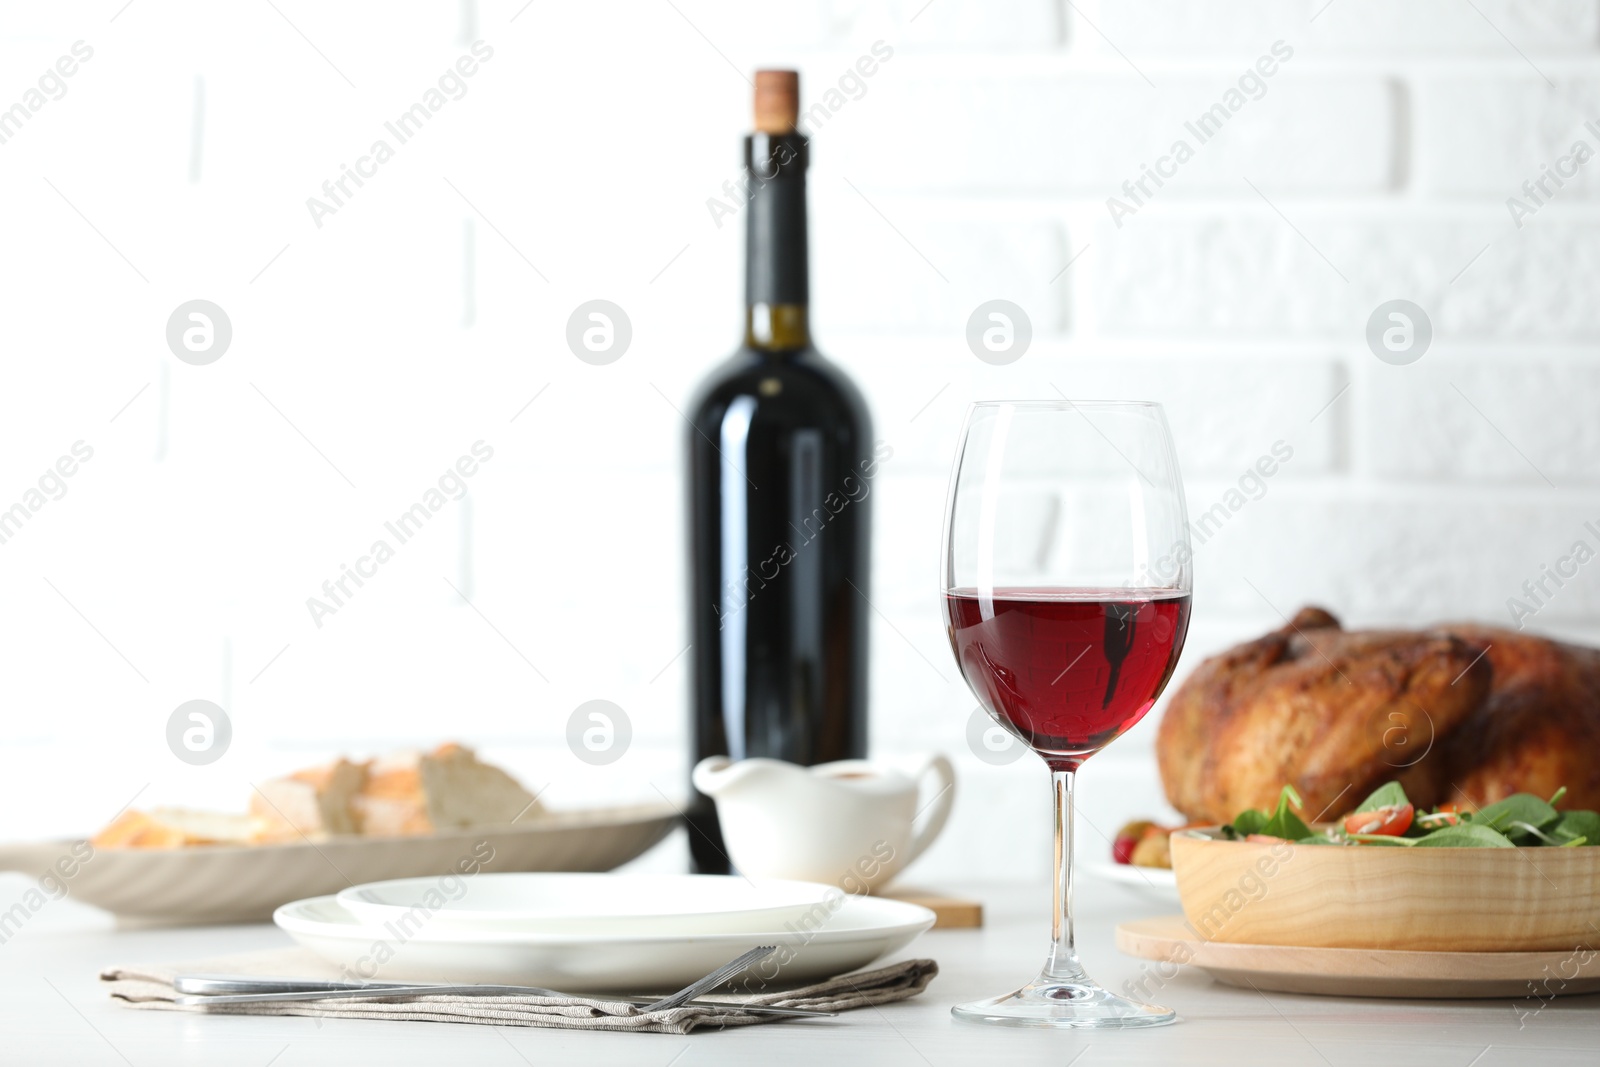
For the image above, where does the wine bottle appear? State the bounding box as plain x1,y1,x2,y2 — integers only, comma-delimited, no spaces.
685,71,874,874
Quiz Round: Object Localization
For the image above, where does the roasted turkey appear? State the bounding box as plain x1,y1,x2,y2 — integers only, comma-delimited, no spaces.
1157,607,1600,824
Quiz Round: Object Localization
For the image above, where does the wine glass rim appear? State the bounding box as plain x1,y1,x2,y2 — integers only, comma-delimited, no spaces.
966,399,1164,410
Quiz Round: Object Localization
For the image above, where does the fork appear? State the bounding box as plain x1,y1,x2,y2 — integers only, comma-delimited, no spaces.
637,944,776,1013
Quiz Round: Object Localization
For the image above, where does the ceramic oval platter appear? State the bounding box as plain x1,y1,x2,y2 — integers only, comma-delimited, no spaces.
0,803,678,923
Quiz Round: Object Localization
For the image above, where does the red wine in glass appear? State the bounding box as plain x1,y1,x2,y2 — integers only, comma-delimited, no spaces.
945,588,1191,770
942,400,1191,1028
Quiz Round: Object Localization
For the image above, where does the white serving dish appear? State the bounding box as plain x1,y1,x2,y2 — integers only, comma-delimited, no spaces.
1085,860,1179,903
337,873,839,935
274,887,936,992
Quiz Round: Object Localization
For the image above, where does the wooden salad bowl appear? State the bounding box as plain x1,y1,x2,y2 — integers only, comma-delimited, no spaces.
1170,831,1600,952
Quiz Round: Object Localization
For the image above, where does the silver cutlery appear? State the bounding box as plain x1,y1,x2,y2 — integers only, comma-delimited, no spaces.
637,944,777,1013
173,946,833,1018
174,975,568,998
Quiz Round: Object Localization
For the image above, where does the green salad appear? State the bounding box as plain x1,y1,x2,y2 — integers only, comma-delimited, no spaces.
1219,781,1600,848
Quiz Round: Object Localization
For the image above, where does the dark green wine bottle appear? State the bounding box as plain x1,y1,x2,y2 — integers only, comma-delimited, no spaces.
685,71,874,874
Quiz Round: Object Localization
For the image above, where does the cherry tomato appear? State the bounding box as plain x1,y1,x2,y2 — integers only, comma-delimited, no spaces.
1343,803,1414,837
1112,820,1156,864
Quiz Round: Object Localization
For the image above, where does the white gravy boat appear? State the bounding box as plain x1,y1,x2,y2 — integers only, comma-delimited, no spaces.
692,753,956,892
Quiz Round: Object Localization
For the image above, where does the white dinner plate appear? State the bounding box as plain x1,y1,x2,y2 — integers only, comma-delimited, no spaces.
338,872,838,935
0,803,678,923
1085,860,1179,903
275,887,936,991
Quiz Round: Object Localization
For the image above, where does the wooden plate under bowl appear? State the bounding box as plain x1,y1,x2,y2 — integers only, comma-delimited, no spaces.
1170,831,1600,952
1116,915,1600,999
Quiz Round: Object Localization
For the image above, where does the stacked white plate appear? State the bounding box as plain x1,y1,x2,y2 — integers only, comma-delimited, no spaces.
1086,861,1180,903
275,873,936,992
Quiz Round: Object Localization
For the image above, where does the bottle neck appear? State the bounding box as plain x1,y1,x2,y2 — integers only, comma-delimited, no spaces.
744,132,810,353
745,304,809,350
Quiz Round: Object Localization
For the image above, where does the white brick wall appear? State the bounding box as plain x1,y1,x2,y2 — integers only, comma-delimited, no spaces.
829,74,1398,194
1417,78,1600,197
1090,0,1600,54
3,0,1598,890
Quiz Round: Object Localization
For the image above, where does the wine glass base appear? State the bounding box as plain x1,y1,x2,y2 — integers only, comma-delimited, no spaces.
951,975,1177,1029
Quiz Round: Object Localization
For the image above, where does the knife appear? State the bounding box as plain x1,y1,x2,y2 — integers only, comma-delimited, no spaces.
172,974,835,1017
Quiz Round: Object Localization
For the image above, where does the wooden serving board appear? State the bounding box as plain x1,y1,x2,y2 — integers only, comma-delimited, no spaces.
875,886,983,929
1116,915,1600,999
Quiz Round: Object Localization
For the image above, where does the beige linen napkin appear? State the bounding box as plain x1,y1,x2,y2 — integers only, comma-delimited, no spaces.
101,947,938,1035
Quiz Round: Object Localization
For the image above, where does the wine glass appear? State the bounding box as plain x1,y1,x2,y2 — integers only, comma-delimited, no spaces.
941,400,1192,1028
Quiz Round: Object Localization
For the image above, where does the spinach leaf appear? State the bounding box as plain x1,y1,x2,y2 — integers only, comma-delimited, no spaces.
1354,781,1410,815
1262,808,1313,840
1227,783,1595,849
1552,810,1600,847
1412,823,1515,848
1259,785,1312,840
1410,810,1459,834
1347,833,1414,846
1504,821,1569,846
1229,809,1267,837
1294,834,1348,845
1472,794,1559,839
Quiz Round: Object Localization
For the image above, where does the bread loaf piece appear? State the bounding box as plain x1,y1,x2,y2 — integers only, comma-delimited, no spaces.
88,743,541,847
91,808,260,849
249,758,368,841
352,743,540,837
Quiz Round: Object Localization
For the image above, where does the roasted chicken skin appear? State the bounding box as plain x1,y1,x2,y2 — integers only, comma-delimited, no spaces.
1157,607,1497,824
1433,625,1600,815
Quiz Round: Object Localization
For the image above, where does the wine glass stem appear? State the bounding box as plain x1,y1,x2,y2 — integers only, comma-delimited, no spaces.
1044,768,1087,983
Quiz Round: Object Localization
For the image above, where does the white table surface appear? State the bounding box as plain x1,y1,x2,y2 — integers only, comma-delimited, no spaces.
3,876,1596,1067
